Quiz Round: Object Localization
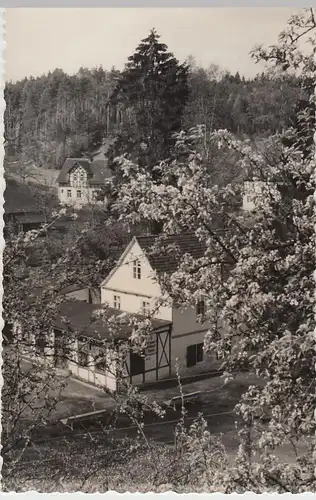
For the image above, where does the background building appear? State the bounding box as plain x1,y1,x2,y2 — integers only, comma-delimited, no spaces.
56,157,112,208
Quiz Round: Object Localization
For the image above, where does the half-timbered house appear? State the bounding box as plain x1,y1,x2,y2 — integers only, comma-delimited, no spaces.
56,158,112,207
98,233,220,387
26,233,222,391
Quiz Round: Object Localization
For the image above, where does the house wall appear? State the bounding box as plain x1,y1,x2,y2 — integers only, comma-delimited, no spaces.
123,329,171,385
69,165,88,188
172,305,211,337
101,239,172,321
242,193,256,211
68,339,117,392
58,185,100,207
170,330,219,376
24,327,117,392
101,288,171,321
170,306,219,375
242,180,280,211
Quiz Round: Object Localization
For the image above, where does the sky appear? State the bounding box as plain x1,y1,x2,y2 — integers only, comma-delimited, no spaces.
5,8,299,82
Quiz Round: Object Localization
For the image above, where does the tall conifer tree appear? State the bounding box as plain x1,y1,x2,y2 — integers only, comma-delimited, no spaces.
108,28,189,174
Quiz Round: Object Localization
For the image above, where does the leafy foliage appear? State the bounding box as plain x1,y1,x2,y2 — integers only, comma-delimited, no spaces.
110,9,316,491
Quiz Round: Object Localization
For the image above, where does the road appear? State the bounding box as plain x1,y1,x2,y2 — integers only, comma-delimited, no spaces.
9,371,261,472
9,371,306,483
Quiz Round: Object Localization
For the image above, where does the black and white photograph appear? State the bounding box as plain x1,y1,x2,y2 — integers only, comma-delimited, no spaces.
2,7,316,493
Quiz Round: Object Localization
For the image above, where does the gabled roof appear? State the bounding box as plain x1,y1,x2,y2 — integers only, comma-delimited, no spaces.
58,283,86,296
55,300,171,341
56,158,112,185
101,232,207,288
136,233,206,275
101,236,140,288
89,160,113,184
4,178,54,215
56,159,89,184
14,213,48,224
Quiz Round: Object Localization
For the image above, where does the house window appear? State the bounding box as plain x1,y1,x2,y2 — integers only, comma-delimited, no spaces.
61,189,64,193
130,351,145,376
114,295,121,310
133,260,141,279
95,349,107,372
35,333,46,356
67,190,71,198
142,301,150,314
186,343,204,368
196,299,206,317
54,330,69,367
77,189,82,199
78,338,90,367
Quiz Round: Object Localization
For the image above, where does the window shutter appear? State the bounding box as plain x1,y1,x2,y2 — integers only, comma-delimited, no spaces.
197,343,204,363
186,344,196,367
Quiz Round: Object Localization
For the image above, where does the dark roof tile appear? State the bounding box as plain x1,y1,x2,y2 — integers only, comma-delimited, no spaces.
14,213,48,224
55,301,171,341
136,233,206,274
4,178,53,214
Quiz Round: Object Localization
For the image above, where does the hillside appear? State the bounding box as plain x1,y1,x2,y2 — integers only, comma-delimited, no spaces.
5,66,302,170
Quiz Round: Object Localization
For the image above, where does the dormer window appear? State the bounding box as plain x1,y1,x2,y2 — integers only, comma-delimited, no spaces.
133,260,141,279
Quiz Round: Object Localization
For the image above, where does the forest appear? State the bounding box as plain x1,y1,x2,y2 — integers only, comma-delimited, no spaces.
4,53,303,170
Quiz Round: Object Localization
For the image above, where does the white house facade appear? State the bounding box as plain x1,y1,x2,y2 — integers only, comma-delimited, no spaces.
25,234,222,392
243,179,281,211
100,234,220,385
56,158,112,208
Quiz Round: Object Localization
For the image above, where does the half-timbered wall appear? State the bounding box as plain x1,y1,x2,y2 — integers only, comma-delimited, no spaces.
69,165,88,188
58,164,102,207
122,326,171,385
